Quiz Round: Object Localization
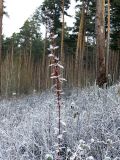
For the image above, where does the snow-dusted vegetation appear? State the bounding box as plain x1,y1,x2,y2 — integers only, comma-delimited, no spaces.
0,85,120,160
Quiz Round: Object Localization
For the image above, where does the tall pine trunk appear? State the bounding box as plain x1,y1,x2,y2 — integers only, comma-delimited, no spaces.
61,0,65,66
96,0,107,87
106,0,110,78
74,0,87,87
0,0,3,94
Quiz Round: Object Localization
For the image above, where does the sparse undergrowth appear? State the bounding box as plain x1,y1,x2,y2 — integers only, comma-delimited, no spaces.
0,85,120,159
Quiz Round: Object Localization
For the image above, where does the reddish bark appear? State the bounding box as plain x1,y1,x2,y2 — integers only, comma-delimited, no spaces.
96,0,107,87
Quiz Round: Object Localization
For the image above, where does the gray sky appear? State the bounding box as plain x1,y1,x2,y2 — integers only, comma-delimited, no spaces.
3,0,76,37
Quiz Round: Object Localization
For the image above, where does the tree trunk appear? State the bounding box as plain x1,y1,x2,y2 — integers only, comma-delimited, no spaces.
0,0,3,94
61,0,65,65
96,0,107,87
41,24,47,89
74,0,87,87
106,0,110,77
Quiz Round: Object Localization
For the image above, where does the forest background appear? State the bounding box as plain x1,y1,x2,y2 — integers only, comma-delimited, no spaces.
0,0,120,96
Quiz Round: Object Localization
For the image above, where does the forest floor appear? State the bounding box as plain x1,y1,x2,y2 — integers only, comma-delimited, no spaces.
0,85,120,160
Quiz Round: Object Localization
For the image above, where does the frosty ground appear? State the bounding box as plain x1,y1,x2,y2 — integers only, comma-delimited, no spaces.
0,85,120,160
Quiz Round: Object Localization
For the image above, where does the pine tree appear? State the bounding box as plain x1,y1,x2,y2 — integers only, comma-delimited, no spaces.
110,0,120,50
40,0,70,33
96,0,107,87
0,0,3,55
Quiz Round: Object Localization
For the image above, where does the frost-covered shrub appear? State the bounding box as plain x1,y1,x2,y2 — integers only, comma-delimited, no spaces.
86,156,94,160
0,85,119,159
45,154,53,160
